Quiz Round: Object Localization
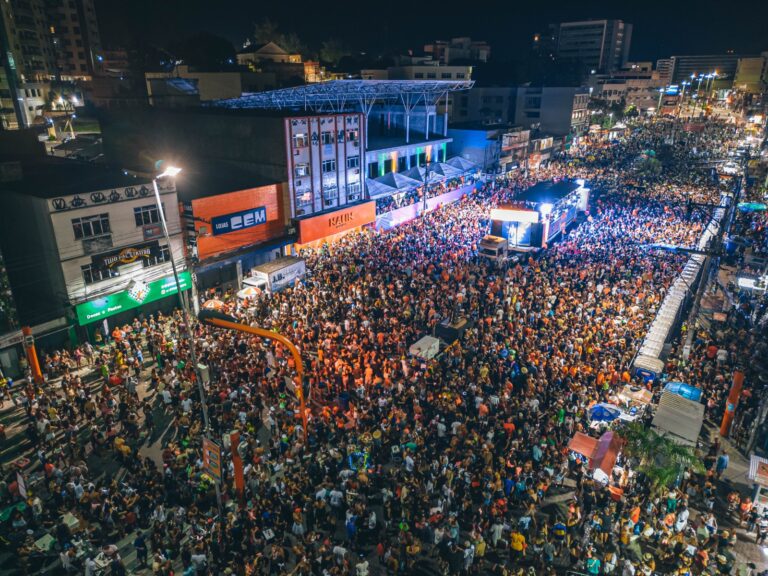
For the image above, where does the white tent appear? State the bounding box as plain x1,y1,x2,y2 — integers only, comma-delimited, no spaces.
447,156,479,173
365,178,399,199
651,391,705,447
376,171,423,192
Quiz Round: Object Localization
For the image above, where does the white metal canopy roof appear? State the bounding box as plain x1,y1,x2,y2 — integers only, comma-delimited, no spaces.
212,79,474,114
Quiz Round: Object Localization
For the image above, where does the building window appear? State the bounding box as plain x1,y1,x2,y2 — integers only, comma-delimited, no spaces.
321,159,336,173
441,72,452,79
296,191,312,208
323,185,338,206
414,72,424,79
346,156,359,169
133,204,161,226
292,133,308,148
426,73,436,79
346,182,361,202
81,264,119,285
72,213,110,240
456,73,465,79
143,244,171,268
294,163,309,178
321,131,334,145
347,129,358,142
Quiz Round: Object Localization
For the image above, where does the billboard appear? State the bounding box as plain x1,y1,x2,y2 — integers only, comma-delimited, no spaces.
298,202,376,244
192,185,285,260
75,271,192,325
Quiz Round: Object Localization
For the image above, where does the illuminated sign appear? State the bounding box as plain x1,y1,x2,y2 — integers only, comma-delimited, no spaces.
75,271,192,325
212,206,267,236
490,208,540,223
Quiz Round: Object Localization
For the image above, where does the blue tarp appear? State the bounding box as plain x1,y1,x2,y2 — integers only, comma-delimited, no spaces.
664,382,702,402
589,403,621,422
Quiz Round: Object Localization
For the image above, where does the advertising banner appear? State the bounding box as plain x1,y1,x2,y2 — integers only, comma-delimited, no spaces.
298,201,375,244
75,271,192,325
91,240,160,269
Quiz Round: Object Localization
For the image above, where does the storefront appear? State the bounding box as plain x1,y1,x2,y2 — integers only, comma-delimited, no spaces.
295,201,376,249
0,329,25,379
74,272,192,341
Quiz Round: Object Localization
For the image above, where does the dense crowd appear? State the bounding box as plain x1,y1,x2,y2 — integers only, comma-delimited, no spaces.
0,118,762,576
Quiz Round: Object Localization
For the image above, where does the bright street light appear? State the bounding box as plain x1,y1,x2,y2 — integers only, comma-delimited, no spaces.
157,165,182,178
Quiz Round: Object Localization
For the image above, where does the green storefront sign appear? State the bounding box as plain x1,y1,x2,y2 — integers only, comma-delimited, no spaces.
76,271,192,325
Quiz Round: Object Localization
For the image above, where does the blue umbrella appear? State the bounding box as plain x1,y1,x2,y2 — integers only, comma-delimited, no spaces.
589,403,621,422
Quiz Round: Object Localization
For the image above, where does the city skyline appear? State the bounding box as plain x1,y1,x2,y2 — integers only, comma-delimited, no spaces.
95,0,768,62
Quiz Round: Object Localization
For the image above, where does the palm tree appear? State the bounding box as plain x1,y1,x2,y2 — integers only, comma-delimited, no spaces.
621,421,704,498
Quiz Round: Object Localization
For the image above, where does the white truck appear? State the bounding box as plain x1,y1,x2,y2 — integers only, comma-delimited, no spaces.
243,256,306,293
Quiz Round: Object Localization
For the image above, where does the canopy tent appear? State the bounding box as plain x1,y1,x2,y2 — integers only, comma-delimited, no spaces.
664,381,702,402
237,286,262,300
617,386,653,407
403,166,427,182
568,432,598,459
376,171,423,193
589,403,622,423
202,299,225,311
446,156,479,173
429,162,464,180
568,431,622,475
365,178,399,199
651,391,705,447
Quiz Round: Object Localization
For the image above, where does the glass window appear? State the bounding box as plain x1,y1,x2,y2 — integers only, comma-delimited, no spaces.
321,159,336,173
346,156,359,169
347,130,358,142
292,133,308,148
72,213,110,240
143,245,171,268
133,204,161,226
81,264,119,285
294,163,309,178
346,182,361,202
321,131,334,145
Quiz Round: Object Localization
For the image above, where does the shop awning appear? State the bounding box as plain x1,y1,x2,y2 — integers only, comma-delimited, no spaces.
651,391,705,446
568,432,599,458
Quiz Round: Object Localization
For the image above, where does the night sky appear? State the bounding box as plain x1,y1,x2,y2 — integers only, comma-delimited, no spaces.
95,0,768,62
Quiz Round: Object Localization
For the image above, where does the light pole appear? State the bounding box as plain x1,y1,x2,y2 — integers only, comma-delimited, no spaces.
422,161,435,214
151,166,222,505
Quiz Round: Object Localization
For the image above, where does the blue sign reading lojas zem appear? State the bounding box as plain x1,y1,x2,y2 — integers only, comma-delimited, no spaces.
211,206,268,236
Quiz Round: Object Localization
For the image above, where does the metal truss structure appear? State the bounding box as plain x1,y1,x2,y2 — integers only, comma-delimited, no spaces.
212,79,475,114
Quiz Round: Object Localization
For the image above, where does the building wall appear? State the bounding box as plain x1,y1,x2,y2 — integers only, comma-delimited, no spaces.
447,128,500,171
734,56,766,94
387,65,472,81
190,184,287,261
285,114,365,217
45,181,184,304
515,87,589,136
0,192,69,327
555,19,631,73
451,87,516,123
668,54,741,84
49,0,102,80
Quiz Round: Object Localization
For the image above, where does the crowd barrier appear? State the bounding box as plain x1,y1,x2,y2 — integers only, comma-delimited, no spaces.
632,193,729,379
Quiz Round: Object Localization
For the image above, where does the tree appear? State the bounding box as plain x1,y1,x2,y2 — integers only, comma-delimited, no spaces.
621,421,704,498
177,32,235,71
319,38,349,68
251,20,305,54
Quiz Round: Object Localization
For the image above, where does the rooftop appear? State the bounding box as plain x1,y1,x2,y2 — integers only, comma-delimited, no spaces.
367,132,450,153
0,156,144,199
178,161,281,201
211,79,474,114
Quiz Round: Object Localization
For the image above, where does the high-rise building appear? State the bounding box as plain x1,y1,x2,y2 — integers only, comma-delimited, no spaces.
665,54,743,85
0,0,101,127
423,37,491,65
47,0,103,80
553,19,632,73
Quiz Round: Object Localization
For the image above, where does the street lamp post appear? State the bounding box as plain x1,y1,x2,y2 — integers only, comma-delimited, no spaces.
422,161,434,214
151,167,224,524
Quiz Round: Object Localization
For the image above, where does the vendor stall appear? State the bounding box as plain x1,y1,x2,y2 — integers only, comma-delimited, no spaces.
651,391,705,447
